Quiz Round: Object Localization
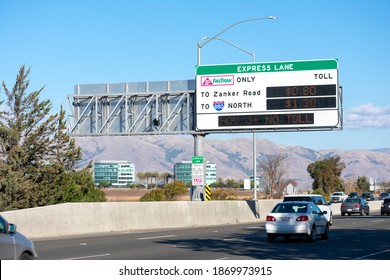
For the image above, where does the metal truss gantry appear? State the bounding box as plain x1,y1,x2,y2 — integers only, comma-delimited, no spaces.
67,80,197,136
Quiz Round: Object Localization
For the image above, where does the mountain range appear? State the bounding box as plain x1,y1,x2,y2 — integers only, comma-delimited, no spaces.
75,135,390,191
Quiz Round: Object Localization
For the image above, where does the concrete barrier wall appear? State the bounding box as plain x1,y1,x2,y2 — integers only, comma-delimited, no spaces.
1,200,382,239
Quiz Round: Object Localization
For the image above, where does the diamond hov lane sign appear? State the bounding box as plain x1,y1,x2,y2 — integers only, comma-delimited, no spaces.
195,59,341,132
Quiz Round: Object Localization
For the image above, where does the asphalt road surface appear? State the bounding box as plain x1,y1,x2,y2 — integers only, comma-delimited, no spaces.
34,213,390,260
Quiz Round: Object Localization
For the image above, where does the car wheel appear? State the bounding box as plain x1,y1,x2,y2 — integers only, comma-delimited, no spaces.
381,212,384,216
348,213,351,216
307,225,316,242
366,210,370,216
341,212,345,216
329,213,333,226
19,252,34,260
321,223,329,240
267,234,276,243
360,208,363,216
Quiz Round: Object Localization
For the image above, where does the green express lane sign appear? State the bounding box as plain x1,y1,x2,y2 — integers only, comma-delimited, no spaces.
192,156,205,186
195,59,341,132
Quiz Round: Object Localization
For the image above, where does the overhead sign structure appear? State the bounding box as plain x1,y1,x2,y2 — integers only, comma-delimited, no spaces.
195,59,341,132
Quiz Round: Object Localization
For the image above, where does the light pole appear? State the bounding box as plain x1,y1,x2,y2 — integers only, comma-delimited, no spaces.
201,36,258,200
197,16,276,66
197,16,277,200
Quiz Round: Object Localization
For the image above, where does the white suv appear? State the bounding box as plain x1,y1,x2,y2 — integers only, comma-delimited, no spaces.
283,194,333,226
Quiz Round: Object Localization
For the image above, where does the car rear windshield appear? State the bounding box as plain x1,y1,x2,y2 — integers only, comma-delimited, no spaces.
273,203,307,213
283,196,311,202
344,198,360,203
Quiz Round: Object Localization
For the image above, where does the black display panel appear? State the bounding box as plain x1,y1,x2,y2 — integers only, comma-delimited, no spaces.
218,113,314,127
266,84,336,98
267,97,337,110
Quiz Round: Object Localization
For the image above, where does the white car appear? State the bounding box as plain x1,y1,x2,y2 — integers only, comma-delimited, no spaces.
283,194,333,226
0,214,38,260
265,201,329,242
330,192,348,203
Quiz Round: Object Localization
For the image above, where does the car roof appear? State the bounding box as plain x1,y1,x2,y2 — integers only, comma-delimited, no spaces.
284,194,322,197
279,201,311,204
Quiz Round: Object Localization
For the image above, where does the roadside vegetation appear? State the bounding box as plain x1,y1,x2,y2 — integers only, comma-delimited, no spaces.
0,66,105,211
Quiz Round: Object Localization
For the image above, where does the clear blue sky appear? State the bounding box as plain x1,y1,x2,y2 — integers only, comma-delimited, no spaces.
1,0,389,151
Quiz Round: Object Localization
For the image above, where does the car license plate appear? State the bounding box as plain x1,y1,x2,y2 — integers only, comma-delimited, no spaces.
347,209,352,212
281,217,291,222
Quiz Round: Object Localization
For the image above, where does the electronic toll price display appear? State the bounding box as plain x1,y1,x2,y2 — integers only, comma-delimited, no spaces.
195,59,341,132
266,84,337,111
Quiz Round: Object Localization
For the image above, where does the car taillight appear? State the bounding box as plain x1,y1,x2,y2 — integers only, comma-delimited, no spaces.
266,215,276,221
296,215,309,221
341,204,346,208
354,204,360,207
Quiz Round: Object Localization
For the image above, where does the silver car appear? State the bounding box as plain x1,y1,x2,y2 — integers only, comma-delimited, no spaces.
0,214,38,260
265,201,329,242
340,197,370,216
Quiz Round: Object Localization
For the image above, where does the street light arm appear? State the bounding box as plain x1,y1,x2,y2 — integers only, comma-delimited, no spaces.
199,16,277,48
201,36,255,62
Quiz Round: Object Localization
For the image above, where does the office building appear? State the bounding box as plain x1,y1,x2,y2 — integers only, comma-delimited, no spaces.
94,160,135,187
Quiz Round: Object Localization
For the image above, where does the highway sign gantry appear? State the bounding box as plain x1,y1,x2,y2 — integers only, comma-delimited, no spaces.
195,59,341,132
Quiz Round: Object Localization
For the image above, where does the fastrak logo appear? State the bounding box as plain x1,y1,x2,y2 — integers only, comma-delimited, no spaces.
201,75,234,86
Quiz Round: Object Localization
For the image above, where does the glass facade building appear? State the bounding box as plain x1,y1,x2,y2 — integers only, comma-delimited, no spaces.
94,160,135,187
174,161,216,185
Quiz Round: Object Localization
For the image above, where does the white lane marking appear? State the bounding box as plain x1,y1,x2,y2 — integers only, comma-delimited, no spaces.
138,235,177,240
371,219,384,223
65,253,111,260
223,238,246,241
354,249,390,260
246,226,264,229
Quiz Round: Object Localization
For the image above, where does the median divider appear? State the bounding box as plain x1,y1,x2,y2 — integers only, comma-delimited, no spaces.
1,199,382,239
1,200,279,239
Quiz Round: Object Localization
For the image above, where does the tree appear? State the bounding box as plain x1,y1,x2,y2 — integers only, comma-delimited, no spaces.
307,155,345,195
356,176,370,193
0,65,105,211
258,154,288,199
160,172,173,185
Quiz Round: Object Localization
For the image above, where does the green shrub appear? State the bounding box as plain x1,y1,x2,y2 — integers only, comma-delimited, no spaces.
211,189,238,200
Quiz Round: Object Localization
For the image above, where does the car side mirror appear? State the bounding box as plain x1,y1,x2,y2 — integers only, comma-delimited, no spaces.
8,223,16,234
322,211,328,215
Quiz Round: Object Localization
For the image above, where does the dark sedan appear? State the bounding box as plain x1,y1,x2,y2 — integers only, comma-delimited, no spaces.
341,197,370,216
379,192,390,200
381,198,390,216
362,192,375,201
